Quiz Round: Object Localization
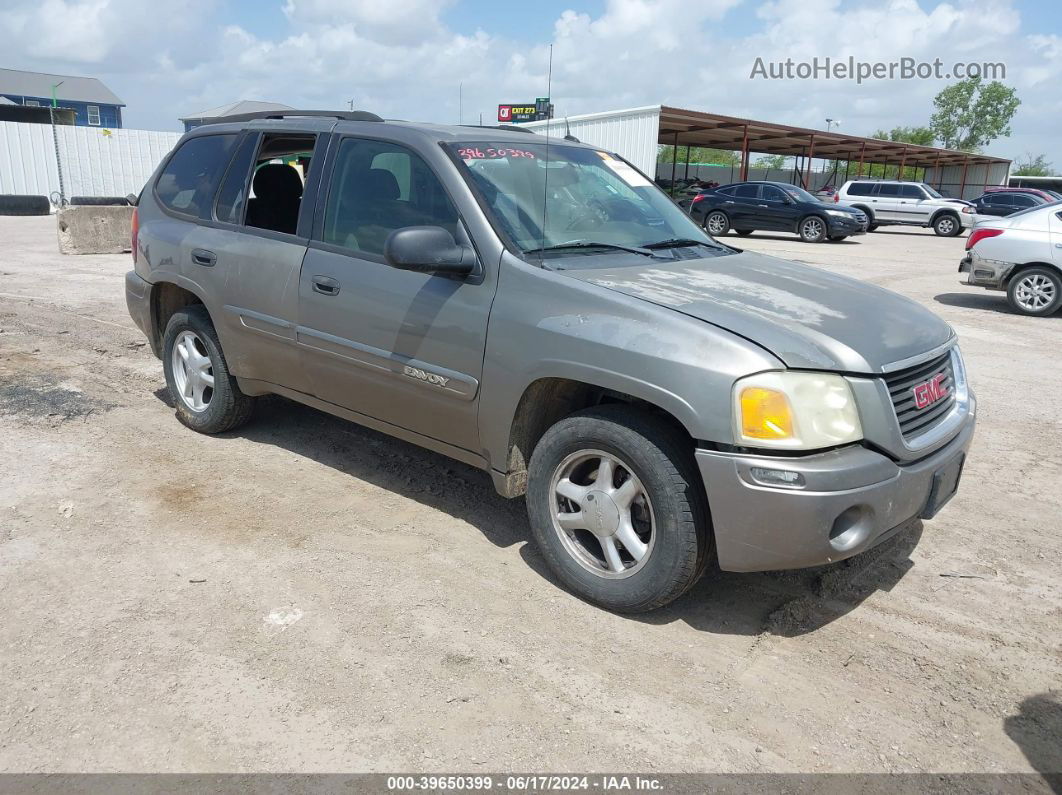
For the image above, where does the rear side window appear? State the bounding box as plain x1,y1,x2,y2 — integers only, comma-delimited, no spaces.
733,184,760,199
846,182,875,196
877,183,901,197
155,134,237,218
214,134,258,224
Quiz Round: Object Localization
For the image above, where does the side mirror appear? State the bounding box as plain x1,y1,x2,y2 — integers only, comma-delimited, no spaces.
125,193,139,207
383,226,476,276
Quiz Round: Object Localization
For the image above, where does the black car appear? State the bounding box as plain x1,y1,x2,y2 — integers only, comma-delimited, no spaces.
688,181,867,243
972,191,1048,218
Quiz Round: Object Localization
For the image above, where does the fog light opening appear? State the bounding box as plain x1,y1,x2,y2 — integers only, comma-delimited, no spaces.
829,505,873,551
749,467,806,489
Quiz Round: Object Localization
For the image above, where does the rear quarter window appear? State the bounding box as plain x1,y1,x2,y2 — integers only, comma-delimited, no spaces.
155,134,238,218
846,183,876,196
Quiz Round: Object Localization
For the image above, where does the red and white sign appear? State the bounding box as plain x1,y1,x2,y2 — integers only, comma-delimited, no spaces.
497,105,512,122
912,373,949,410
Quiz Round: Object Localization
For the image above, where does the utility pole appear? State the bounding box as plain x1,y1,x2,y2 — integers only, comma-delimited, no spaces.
347,98,354,111
459,83,463,125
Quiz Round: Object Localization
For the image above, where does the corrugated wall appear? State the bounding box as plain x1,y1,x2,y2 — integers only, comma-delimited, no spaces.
924,162,1010,200
522,106,662,176
0,121,180,198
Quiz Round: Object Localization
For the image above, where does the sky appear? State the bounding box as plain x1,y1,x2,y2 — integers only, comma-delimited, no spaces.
0,0,1059,165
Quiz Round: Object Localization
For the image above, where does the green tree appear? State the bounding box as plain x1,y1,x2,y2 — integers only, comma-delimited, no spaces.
657,145,740,167
1012,153,1053,177
753,154,789,169
929,77,1020,151
872,126,936,146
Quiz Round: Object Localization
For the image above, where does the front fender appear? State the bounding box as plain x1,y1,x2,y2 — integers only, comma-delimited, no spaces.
478,255,783,474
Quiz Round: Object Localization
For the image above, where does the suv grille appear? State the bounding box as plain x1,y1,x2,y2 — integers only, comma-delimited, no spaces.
885,351,956,440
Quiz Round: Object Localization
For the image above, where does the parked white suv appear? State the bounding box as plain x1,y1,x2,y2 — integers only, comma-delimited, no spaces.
835,180,976,237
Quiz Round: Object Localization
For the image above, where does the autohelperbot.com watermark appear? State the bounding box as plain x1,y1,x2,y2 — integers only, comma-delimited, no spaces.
749,56,1006,83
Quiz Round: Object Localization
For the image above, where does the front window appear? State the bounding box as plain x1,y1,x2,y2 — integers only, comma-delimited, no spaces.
87,105,101,125
447,141,724,261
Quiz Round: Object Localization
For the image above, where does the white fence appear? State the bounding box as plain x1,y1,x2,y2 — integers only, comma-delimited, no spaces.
0,121,180,199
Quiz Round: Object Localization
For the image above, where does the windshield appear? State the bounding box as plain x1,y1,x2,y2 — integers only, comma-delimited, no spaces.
922,184,944,199
780,185,820,203
447,141,726,260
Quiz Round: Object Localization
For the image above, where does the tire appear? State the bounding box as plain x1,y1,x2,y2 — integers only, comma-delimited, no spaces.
0,194,50,216
735,229,754,236
933,213,962,237
828,235,848,242
526,405,709,613
704,210,730,236
867,224,880,232
1006,267,1062,316
798,215,828,243
162,305,255,434
70,196,130,206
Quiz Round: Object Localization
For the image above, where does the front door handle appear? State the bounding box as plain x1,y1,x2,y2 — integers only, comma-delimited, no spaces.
312,276,340,296
191,249,216,267
757,204,768,208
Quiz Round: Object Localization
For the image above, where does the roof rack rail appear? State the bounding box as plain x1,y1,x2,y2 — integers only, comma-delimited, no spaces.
199,109,384,124
460,124,537,135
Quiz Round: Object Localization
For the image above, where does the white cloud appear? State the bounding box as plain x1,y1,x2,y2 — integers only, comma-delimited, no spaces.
0,0,1057,163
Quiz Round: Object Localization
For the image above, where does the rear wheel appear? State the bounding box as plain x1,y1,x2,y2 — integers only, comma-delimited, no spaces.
828,235,848,242
526,405,709,613
163,306,255,434
867,224,880,232
798,215,827,243
704,211,730,236
1007,267,1062,316
735,229,754,236
933,213,962,237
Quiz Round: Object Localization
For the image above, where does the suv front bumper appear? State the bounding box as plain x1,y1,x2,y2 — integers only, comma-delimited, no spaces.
695,407,975,572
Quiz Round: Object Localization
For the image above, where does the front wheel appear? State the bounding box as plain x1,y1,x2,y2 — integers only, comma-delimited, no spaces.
163,305,255,434
704,211,730,236
798,215,828,243
526,406,709,613
1007,267,1062,316
828,235,848,242
933,214,962,237
735,229,754,236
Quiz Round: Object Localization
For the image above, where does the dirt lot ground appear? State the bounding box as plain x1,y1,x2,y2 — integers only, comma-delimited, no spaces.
0,215,1059,777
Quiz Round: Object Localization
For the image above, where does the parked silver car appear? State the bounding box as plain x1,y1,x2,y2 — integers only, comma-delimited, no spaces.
835,179,976,236
125,111,976,612
960,201,1062,316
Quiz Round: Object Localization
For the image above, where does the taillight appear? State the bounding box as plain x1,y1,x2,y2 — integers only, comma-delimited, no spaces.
966,227,1003,251
131,207,139,265
833,194,840,203
692,193,707,205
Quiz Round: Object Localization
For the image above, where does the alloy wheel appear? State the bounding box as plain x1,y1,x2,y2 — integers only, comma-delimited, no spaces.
801,217,824,240
706,213,728,236
548,449,656,579
171,330,214,412
1014,273,1057,312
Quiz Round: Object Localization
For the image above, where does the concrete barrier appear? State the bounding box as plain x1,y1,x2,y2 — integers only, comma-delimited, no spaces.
57,206,133,255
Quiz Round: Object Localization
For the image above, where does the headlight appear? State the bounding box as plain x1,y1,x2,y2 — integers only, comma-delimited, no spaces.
733,371,863,450
824,209,851,218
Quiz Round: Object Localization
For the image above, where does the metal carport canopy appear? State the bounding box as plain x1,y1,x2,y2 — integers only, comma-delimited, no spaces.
657,105,1009,179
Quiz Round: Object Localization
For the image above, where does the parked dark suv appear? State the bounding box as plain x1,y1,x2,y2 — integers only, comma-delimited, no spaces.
125,111,974,612
689,181,868,242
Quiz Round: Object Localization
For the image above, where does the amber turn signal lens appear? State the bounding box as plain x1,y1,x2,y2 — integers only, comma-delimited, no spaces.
740,387,795,440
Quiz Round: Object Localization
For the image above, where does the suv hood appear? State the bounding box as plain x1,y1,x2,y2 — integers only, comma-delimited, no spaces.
565,250,954,373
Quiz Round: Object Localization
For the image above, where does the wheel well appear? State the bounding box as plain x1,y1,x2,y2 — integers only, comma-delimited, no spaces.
931,208,960,222
151,282,205,354
499,378,695,498
1004,262,1059,287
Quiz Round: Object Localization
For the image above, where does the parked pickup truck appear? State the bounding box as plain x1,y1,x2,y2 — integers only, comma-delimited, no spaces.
125,110,976,612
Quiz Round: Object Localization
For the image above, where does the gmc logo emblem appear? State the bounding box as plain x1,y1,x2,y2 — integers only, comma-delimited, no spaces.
912,373,949,409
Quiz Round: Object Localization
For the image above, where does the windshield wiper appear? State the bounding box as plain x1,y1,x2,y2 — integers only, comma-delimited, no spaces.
642,238,719,250
523,240,658,257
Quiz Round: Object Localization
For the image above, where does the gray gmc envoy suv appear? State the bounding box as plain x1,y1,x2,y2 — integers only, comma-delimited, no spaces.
126,110,976,612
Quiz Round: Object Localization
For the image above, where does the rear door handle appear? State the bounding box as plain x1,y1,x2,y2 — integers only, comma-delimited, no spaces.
191,249,216,267
724,200,735,204
757,204,768,208
312,276,340,296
